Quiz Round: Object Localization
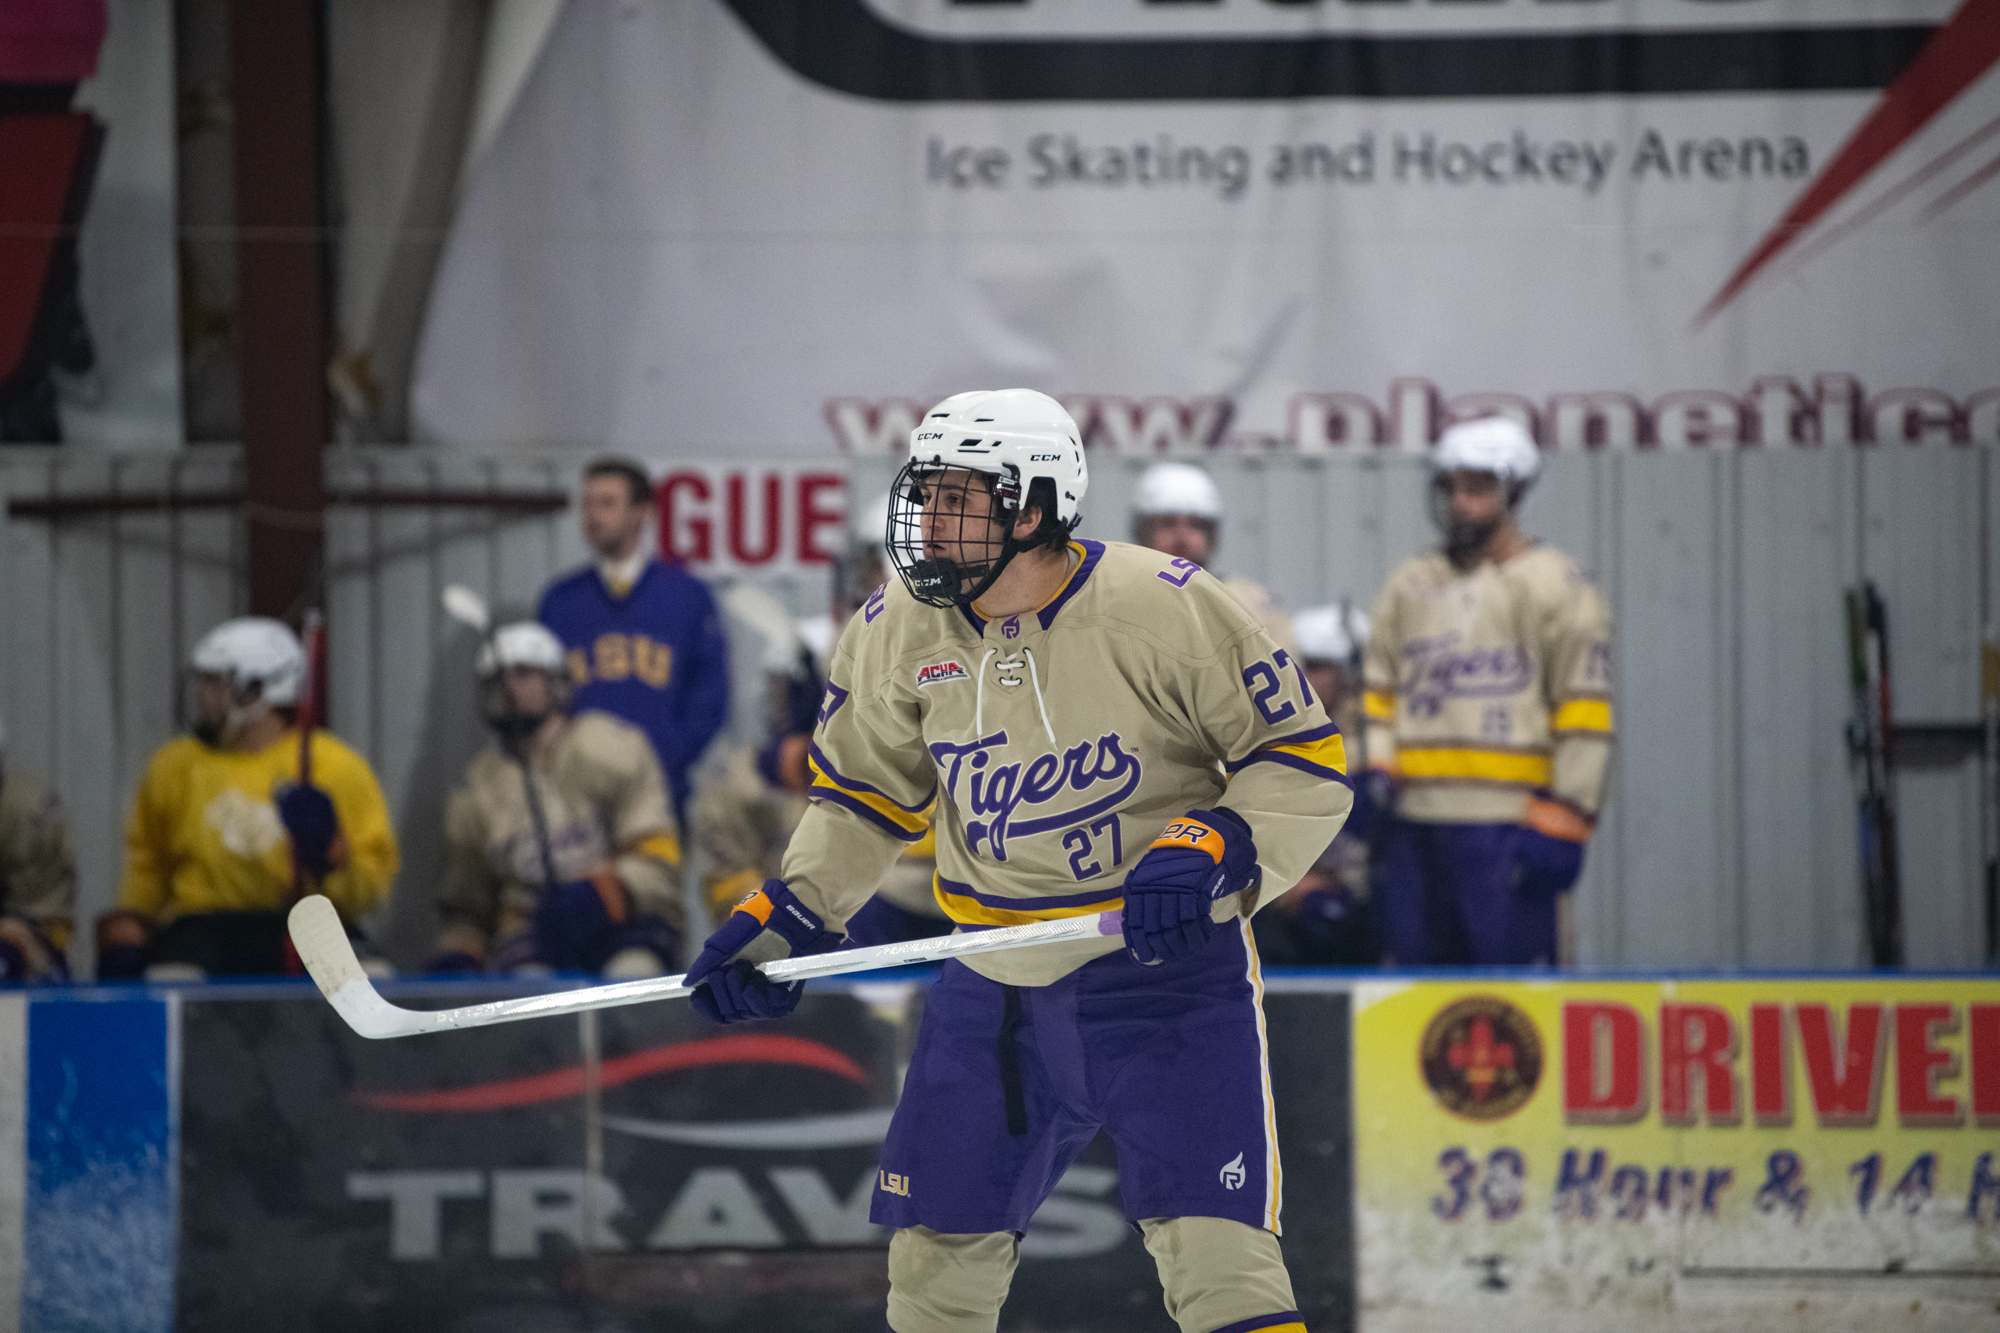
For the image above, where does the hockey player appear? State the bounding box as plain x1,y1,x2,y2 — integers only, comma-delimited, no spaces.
103,618,399,978
538,457,731,830
1132,461,1295,654
1364,417,1614,966
0,719,76,984
432,621,684,977
685,389,1349,1333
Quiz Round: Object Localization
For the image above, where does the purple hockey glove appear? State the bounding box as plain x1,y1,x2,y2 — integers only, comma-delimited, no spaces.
533,875,629,971
1121,807,1258,964
276,782,340,878
686,880,840,1024
1515,794,1592,899
1515,829,1586,898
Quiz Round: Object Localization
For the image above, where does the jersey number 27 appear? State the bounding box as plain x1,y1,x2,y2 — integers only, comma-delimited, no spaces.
1242,649,1313,726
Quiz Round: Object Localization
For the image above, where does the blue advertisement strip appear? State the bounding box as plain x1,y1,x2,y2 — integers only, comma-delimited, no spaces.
24,993,175,1333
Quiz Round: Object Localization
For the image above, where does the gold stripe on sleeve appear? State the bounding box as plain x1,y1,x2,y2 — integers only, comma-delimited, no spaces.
1553,698,1615,733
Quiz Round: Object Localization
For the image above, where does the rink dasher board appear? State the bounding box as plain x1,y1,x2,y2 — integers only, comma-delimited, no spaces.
0,979,1348,1333
4,974,2000,1333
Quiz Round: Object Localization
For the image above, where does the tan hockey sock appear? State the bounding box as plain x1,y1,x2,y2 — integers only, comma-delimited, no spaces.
886,1226,1020,1333
1139,1215,1302,1333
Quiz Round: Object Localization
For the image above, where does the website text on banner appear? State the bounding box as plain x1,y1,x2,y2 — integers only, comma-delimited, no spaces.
412,1,1999,459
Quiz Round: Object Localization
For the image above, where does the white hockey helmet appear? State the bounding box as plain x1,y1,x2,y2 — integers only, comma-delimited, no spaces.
1293,604,1371,663
890,389,1087,607
475,622,568,679
906,388,1087,525
1133,462,1222,522
189,617,306,706
1432,416,1541,488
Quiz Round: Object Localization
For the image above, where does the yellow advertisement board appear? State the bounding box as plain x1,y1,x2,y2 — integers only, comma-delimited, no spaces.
1353,978,2000,1333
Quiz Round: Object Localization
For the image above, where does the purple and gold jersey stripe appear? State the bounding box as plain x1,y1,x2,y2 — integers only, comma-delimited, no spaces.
1362,688,1396,721
1552,697,1615,734
807,745,934,842
933,873,1122,928
1226,722,1350,784
1398,745,1553,788
1034,540,1106,629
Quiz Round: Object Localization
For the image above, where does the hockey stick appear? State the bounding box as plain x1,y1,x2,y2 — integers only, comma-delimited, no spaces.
444,585,562,892
289,893,1117,1039
291,607,326,898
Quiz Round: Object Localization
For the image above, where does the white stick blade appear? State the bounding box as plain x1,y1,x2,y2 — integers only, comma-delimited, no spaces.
287,895,423,1039
442,584,491,633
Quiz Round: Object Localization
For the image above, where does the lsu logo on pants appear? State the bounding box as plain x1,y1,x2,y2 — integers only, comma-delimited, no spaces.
878,1168,912,1197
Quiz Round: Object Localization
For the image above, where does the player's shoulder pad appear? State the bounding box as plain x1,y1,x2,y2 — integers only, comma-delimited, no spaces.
1090,542,1262,636
567,709,659,771
306,730,385,788
1510,543,1597,598
831,576,972,679
148,734,210,780
1390,550,1453,594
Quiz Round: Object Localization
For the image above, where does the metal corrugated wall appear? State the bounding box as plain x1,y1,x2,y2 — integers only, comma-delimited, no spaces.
2,446,1989,971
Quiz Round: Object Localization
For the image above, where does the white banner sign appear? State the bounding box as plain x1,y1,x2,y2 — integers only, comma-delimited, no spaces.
412,0,2000,458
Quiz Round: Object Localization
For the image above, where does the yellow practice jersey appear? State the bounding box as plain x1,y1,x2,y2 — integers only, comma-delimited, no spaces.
1364,544,1614,824
781,540,1353,986
120,730,399,921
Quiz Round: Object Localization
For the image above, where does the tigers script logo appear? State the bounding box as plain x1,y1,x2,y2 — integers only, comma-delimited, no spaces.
929,730,1143,862
1401,631,1532,717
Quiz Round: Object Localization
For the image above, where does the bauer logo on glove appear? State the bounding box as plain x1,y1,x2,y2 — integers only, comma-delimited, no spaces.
685,880,842,1024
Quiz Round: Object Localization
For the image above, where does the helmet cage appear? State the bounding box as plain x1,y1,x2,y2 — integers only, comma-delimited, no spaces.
1427,469,1531,559
479,666,571,741
888,460,1040,609
182,667,279,748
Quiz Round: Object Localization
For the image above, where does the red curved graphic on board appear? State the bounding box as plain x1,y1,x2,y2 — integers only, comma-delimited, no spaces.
353,1033,870,1112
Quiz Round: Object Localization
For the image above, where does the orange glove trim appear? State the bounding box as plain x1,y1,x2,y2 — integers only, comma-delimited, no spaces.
1151,818,1227,864
734,887,776,925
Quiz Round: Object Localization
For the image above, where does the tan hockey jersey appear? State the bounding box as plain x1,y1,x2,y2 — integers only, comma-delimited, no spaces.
776,540,1352,986
439,710,682,957
1364,544,1614,824
0,768,76,975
